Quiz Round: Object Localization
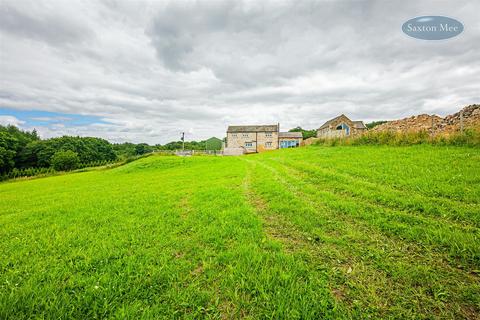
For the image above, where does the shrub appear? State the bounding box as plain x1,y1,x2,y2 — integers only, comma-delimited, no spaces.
51,150,80,171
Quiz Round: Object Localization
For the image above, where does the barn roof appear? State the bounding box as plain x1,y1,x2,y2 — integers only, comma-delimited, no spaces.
227,125,279,133
353,121,366,129
318,114,348,130
279,132,303,138
318,115,366,130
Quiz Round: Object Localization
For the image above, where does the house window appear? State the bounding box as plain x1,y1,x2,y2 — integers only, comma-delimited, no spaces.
280,140,299,148
245,142,253,147
242,133,249,138
336,123,350,135
232,133,237,137
265,142,272,148
265,132,272,137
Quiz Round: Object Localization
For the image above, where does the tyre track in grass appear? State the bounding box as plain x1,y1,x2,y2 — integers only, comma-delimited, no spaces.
242,172,356,315
243,158,480,319
260,157,479,267
170,157,340,319
242,159,410,318
276,157,480,227
279,146,480,205
240,163,345,319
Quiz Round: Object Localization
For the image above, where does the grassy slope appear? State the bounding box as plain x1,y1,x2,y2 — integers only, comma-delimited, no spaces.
1,146,479,319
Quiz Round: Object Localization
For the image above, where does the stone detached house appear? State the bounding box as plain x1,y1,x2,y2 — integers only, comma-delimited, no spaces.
224,124,303,155
317,114,366,138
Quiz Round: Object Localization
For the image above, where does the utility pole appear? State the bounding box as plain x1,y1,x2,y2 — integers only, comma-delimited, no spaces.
181,132,185,151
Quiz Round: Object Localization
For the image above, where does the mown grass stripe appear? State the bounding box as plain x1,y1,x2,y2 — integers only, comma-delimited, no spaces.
254,158,479,266
245,158,479,319
275,157,480,227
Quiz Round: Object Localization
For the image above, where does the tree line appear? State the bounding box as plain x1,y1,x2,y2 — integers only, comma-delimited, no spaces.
0,125,223,175
0,125,118,174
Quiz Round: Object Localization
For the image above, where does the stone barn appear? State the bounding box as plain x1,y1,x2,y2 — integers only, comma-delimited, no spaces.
317,114,366,138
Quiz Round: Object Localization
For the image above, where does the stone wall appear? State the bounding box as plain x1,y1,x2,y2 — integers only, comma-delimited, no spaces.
257,131,279,152
226,131,278,153
304,137,319,146
223,147,246,156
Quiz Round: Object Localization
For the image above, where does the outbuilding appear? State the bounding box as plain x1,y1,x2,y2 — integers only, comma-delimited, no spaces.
317,114,366,138
279,132,303,148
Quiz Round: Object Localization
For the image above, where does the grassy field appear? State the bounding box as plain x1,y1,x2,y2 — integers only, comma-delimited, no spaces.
1,145,479,319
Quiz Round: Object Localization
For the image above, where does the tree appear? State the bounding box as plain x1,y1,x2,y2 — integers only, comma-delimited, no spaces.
0,131,18,173
160,141,183,150
50,150,80,171
288,127,317,139
205,137,222,150
365,121,387,129
113,142,137,158
0,125,39,171
135,143,153,155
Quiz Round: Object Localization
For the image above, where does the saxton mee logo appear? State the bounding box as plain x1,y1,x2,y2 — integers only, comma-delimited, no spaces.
402,16,463,40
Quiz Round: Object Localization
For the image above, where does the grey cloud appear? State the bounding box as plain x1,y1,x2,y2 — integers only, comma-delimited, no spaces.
0,0,479,144
147,0,480,91
0,2,93,45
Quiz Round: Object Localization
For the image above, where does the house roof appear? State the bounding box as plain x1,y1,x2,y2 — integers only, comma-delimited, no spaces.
318,114,348,130
353,121,366,129
279,132,303,138
227,124,279,133
318,114,366,130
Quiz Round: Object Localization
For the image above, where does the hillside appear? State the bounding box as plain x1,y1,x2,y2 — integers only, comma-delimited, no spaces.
1,146,479,319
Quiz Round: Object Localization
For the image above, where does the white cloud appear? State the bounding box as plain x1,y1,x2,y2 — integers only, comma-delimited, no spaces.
0,115,25,126
0,0,479,143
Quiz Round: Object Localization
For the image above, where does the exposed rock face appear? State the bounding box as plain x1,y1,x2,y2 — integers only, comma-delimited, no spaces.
371,105,479,134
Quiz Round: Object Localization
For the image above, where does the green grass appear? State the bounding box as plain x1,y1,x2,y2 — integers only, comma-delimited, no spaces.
1,145,479,319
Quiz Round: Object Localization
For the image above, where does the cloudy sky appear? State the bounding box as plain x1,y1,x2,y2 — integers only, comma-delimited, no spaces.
0,0,479,144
